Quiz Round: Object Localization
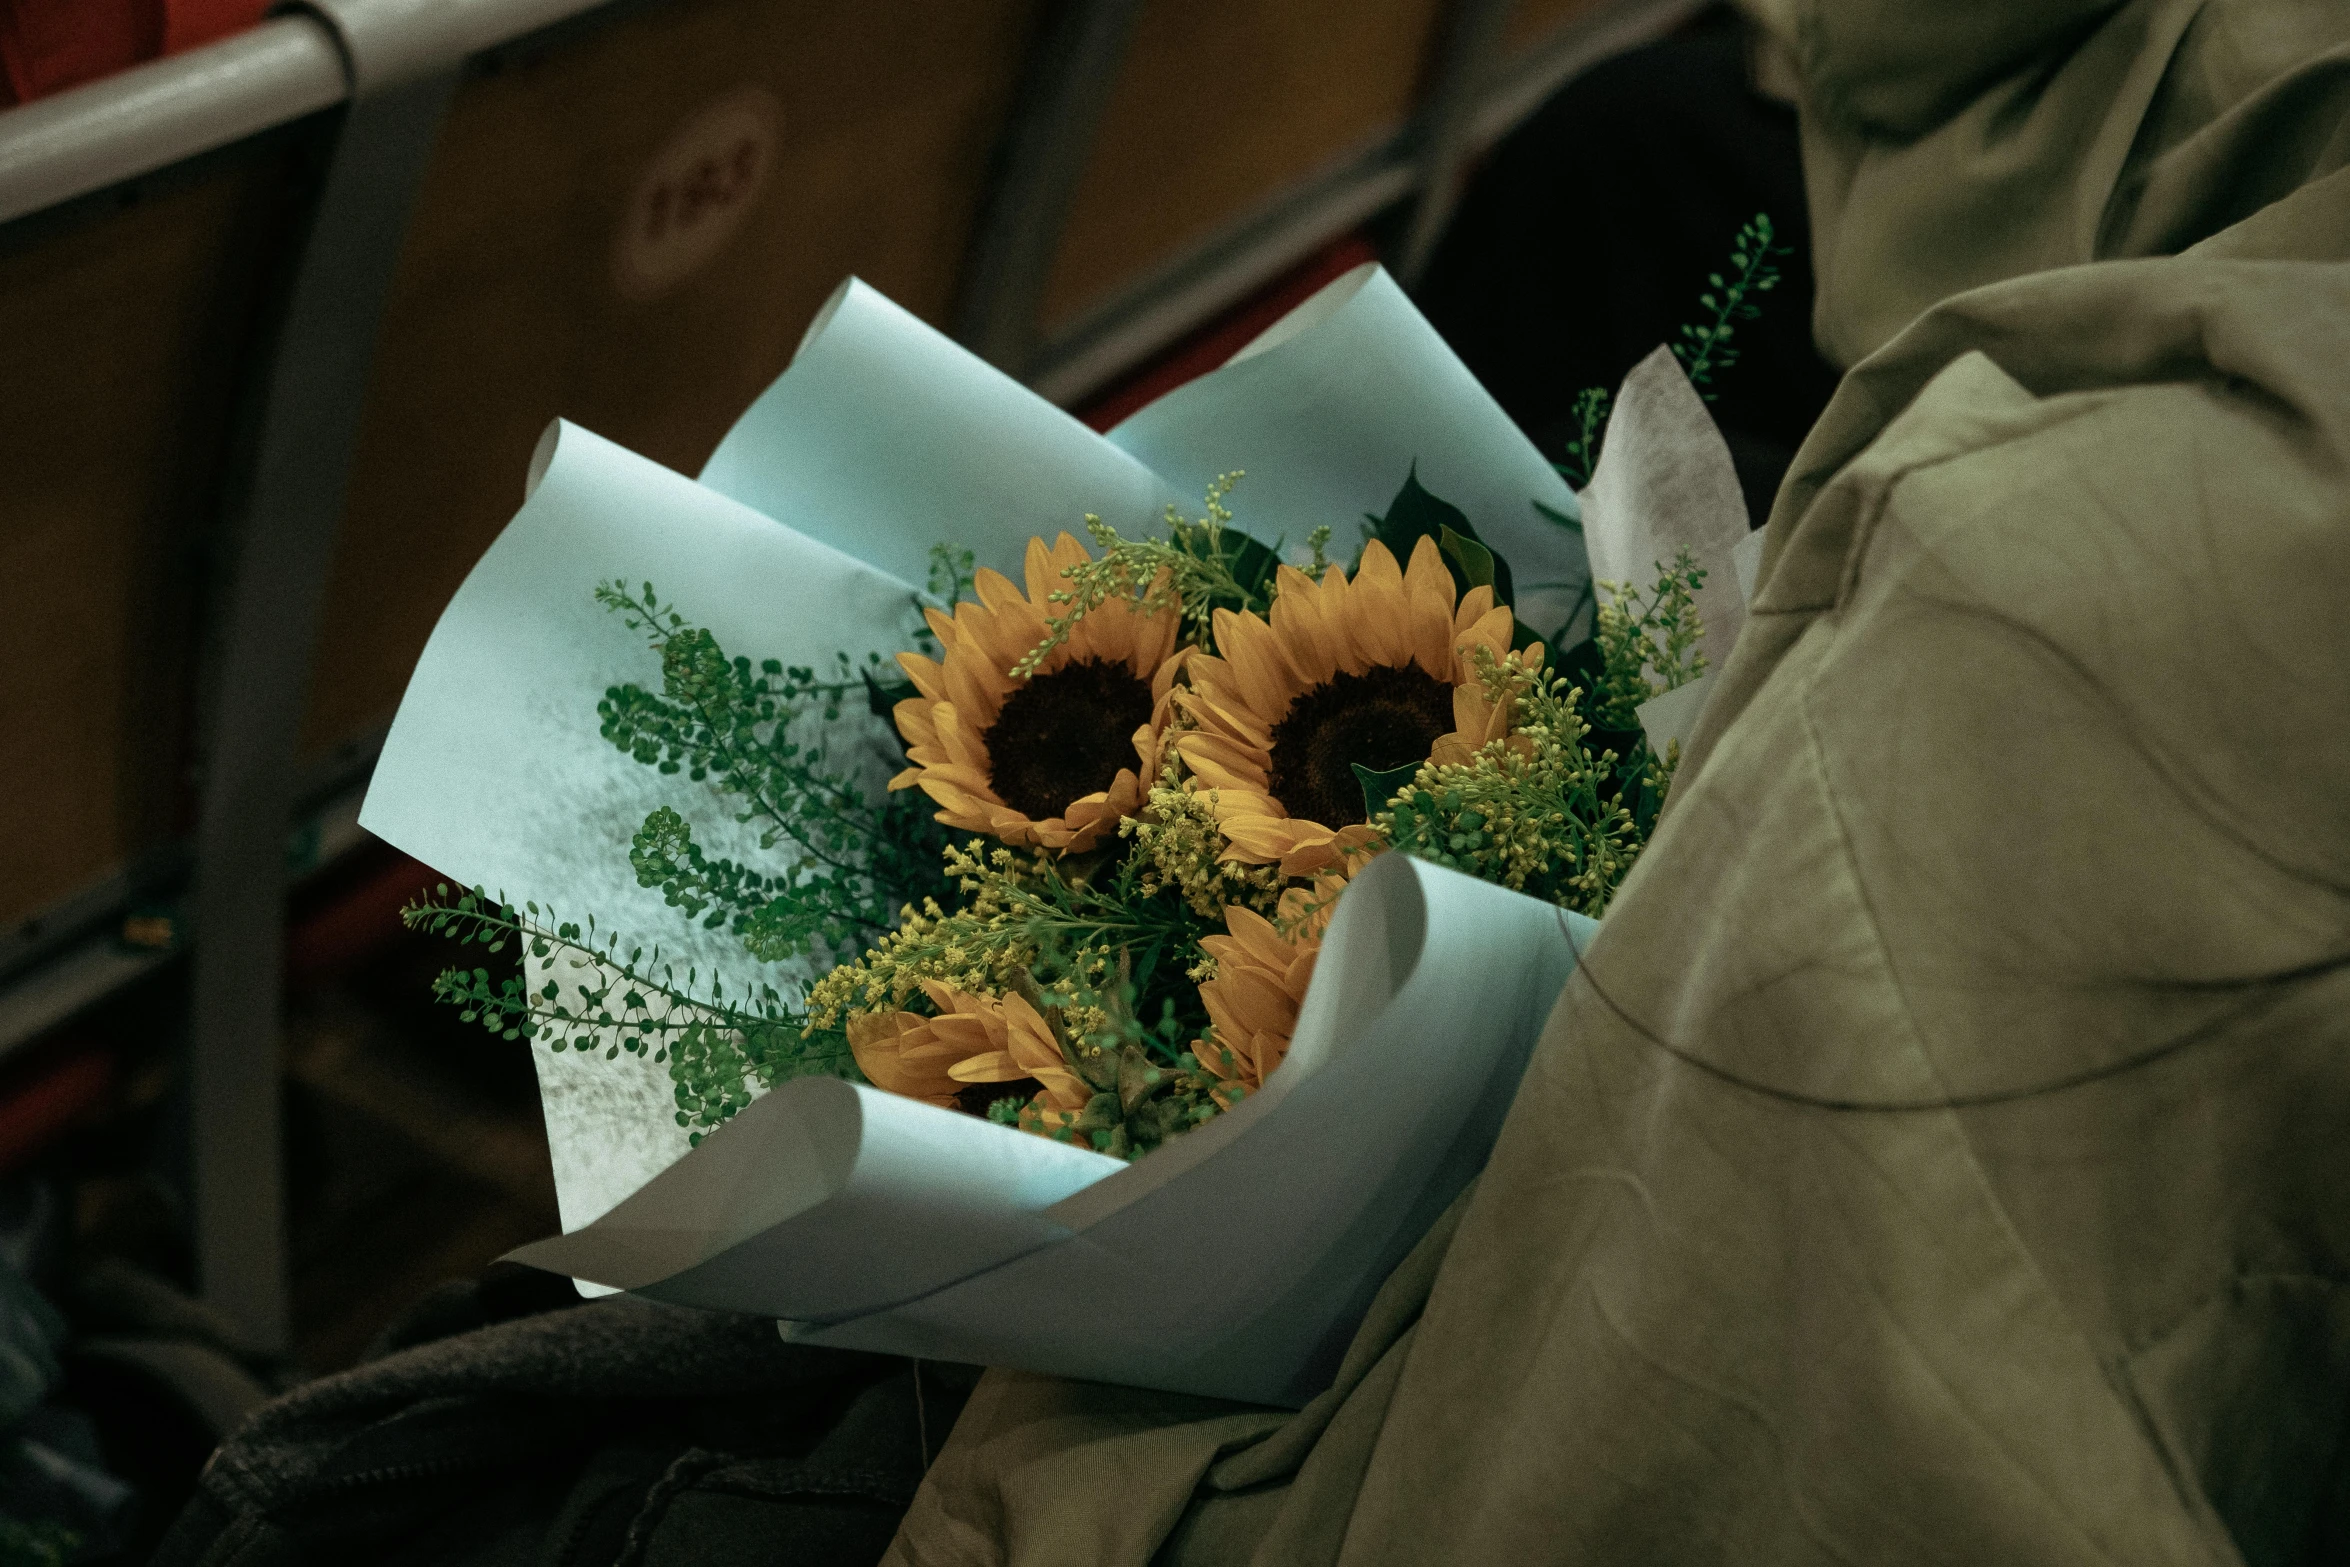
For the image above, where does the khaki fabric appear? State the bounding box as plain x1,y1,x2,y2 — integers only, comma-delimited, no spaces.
885,13,2350,1566
1776,0,2350,366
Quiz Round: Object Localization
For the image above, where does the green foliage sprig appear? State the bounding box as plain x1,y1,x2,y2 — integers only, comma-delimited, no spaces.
594,582,953,967
400,886,852,1139
805,839,1217,1058
1369,547,1710,912
1013,475,1329,672
1592,549,1708,732
406,576,976,1138
924,541,978,616
1374,647,1641,917
1553,386,1614,491
1553,211,1787,486
1672,212,1787,399
1012,959,1228,1160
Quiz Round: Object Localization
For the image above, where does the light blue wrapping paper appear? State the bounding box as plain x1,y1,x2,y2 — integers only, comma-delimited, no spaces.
1107,264,1590,637
515,855,1594,1407
360,267,1647,1398
362,422,931,1219
701,279,1174,583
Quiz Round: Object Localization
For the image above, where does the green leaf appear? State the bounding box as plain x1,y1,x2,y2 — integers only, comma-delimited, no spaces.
1210,526,1283,604
1438,524,1495,589
1370,465,1521,610
1353,759,1422,821
1443,525,1545,652
1371,464,1474,564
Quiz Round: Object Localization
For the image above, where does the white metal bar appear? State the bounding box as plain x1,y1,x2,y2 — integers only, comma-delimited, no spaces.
0,18,346,228
0,0,623,229
292,0,619,92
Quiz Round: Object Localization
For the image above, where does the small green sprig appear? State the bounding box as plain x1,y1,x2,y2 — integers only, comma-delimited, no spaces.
1368,550,1709,905
1013,474,1301,672
1672,212,1787,399
1554,386,1613,491
1011,958,1227,1161
1552,210,1788,485
410,578,972,1139
401,886,855,1139
1373,648,1643,917
804,838,1217,1057
594,582,953,968
923,542,977,620
1593,549,1708,732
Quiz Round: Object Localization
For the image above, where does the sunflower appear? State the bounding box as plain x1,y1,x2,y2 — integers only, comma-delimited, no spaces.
892,533,1181,852
1193,882,1338,1104
1173,536,1516,876
845,979,1088,1125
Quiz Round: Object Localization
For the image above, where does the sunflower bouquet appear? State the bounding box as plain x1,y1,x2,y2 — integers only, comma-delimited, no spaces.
808,462,1707,1150
363,257,1762,1404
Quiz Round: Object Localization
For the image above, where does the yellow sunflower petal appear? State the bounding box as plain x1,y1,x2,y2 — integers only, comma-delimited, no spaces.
1403,536,1461,676
1211,607,1304,724
1346,541,1410,666
889,535,1178,848
947,1050,1033,1084
1270,565,1345,687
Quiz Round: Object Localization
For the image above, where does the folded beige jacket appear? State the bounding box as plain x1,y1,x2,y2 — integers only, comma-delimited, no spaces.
887,4,2350,1560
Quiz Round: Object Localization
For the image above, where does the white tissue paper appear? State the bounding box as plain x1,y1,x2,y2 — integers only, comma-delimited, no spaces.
1579,345,1759,753
362,265,1606,1405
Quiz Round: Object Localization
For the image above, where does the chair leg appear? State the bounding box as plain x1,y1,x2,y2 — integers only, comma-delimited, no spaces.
189,52,458,1355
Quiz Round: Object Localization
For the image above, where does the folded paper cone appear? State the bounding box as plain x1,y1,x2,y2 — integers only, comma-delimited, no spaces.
507,1074,1119,1318
505,855,1595,1408
361,266,1630,1405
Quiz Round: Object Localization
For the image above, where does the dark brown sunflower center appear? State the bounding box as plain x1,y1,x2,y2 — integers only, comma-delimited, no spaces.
1265,664,1454,829
956,1077,1041,1119
983,657,1153,822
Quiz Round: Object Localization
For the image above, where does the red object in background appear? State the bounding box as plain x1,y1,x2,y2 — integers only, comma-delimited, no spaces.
0,0,269,106
0,1044,117,1177
285,847,445,989
160,0,265,53
1077,236,1382,432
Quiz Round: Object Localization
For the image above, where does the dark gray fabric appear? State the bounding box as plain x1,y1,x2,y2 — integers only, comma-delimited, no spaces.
154,1287,970,1567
